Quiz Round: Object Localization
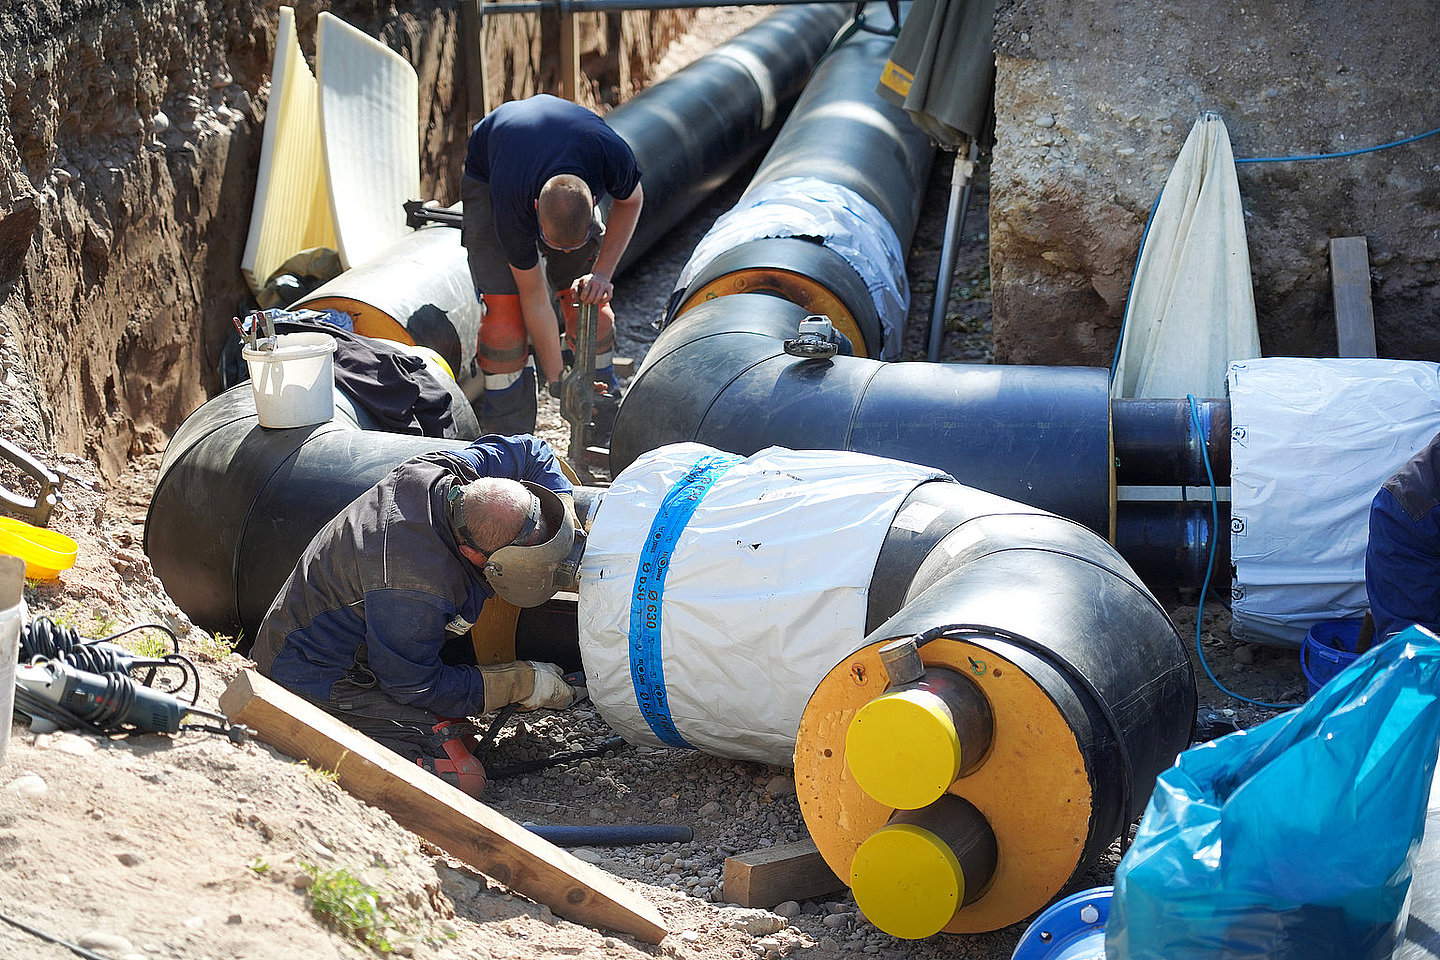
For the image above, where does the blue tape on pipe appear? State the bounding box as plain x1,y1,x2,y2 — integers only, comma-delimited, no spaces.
628,453,740,748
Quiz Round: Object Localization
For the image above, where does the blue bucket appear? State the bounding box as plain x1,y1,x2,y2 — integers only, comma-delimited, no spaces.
1300,618,1365,697
1010,886,1111,960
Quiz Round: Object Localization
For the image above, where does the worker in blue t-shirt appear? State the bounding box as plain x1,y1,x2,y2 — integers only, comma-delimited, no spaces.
460,95,644,439
1366,429,1440,642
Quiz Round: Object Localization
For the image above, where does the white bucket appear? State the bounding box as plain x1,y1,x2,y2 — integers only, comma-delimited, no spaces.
242,332,338,429
0,553,26,767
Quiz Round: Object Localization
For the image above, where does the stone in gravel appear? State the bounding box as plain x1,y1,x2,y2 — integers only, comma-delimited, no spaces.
774,900,801,919
7,773,46,797
722,908,786,936
764,775,795,797
572,848,604,864
78,932,136,954
1233,644,1255,664
698,801,722,817
823,913,851,929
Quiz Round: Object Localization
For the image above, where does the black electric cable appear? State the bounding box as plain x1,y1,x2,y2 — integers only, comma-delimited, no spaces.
488,736,629,781
0,900,114,960
20,616,202,705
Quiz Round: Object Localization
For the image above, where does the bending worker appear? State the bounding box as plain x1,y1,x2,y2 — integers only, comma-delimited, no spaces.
251,434,587,797
1366,428,1440,643
461,94,644,437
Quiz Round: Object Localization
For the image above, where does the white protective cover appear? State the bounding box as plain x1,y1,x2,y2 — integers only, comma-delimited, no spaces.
1229,358,1440,645
672,177,910,359
1111,114,1261,399
240,7,338,295
316,12,419,270
577,443,947,766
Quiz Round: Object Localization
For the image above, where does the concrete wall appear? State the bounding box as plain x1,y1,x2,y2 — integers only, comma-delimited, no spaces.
990,0,1440,371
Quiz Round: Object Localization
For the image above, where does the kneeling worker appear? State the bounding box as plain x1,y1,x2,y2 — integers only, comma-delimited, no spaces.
251,434,586,796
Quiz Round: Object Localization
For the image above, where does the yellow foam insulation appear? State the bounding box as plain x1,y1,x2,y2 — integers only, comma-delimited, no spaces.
241,6,338,296
316,12,420,271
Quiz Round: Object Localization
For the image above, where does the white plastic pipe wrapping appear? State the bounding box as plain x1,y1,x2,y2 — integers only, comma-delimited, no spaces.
577,443,945,765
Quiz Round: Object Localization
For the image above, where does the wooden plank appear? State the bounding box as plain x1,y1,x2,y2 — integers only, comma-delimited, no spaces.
559,13,581,102
460,0,490,122
1330,236,1377,357
220,669,668,943
722,839,845,908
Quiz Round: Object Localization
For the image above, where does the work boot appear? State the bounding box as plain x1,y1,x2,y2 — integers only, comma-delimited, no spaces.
589,390,621,450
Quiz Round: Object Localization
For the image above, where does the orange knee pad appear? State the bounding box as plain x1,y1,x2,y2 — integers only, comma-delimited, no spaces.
478,294,529,376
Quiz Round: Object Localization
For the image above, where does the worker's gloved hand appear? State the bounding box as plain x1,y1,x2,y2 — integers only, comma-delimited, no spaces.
518,661,583,711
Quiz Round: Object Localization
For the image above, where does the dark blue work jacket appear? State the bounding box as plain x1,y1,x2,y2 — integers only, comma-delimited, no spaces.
251,435,571,716
1367,431,1440,642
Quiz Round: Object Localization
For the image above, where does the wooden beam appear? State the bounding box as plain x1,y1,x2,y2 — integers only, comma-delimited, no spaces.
559,13,581,101
461,0,491,123
721,839,845,908
220,669,668,943
1330,236,1377,357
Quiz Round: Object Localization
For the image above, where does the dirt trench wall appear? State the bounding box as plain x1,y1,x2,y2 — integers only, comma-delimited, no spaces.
0,0,688,480
990,0,1440,370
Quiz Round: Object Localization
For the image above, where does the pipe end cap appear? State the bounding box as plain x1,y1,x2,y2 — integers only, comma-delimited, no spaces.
845,689,961,810
850,823,963,940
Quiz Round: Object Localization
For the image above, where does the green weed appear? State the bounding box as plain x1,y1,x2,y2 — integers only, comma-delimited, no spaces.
302,863,394,952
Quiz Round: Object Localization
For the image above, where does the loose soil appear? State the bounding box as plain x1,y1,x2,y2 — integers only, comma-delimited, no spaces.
0,13,1307,960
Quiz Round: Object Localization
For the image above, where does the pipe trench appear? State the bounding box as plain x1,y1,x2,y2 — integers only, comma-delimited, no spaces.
145,4,1210,942
292,3,851,408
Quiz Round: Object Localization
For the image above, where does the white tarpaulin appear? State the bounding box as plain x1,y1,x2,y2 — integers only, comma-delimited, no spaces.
577,443,946,766
1229,358,1440,645
1112,113,1261,399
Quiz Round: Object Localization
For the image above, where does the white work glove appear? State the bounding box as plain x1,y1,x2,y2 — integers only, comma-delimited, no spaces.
518,661,584,711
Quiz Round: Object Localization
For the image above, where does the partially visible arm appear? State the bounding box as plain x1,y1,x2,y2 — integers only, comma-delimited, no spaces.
1366,489,1440,641
576,181,644,306
362,588,487,716
437,434,573,497
512,261,565,383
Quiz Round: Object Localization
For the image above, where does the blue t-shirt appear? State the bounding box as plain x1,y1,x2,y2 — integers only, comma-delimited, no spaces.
464,95,642,270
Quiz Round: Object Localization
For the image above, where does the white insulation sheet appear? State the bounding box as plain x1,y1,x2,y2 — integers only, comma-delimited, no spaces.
1229,358,1440,645
577,443,947,766
317,12,419,270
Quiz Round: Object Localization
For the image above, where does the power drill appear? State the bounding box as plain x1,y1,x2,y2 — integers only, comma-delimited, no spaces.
15,658,248,742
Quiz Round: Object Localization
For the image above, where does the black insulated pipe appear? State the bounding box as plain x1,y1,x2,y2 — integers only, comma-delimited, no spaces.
664,1,935,358
613,294,1116,536
613,295,1232,586
610,2,852,275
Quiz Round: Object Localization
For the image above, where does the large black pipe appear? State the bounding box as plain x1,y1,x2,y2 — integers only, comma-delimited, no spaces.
613,294,1116,534
146,385,602,643
611,294,1234,587
296,4,850,400
665,2,935,358
609,2,851,274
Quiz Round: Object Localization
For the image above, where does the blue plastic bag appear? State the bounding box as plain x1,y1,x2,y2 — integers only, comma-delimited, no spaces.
1107,625,1440,960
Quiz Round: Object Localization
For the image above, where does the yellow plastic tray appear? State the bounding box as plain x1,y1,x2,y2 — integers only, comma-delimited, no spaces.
0,517,78,580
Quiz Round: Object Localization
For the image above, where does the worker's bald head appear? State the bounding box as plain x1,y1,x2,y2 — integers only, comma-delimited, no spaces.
537,174,594,250
453,477,551,556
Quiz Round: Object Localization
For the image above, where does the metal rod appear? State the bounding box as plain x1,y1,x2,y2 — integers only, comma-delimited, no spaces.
926,143,978,363
481,0,851,13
